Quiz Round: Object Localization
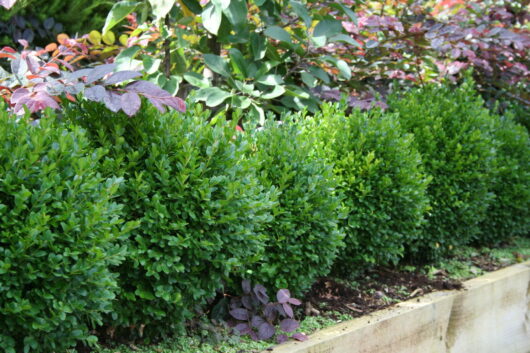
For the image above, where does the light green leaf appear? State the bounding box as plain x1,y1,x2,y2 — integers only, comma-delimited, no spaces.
114,46,142,70
250,103,265,125
223,0,247,25
201,3,222,35
250,32,267,60
142,55,161,74
313,19,343,42
301,72,317,88
261,85,286,99
148,0,175,21
194,87,232,107
228,48,248,77
204,54,231,77
290,1,312,27
256,74,284,86
103,1,140,34
211,0,230,10
336,59,351,79
330,34,360,46
231,95,252,109
264,26,292,44
183,72,210,88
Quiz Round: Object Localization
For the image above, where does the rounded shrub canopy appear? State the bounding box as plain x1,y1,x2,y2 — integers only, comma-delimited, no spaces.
243,120,343,294
388,82,497,259
65,103,274,338
0,114,127,353
299,104,430,268
479,113,530,244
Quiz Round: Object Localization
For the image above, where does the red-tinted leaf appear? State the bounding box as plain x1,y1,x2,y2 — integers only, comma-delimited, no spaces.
229,308,249,321
280,319,299,333
1,46,16,53
105,70,142,85
126,80,170,97
145,96,167,113
0,53,16,60
257,322,275,340
282,303,294,318
277,289,290,304
291,333,309,342
121,91,141,116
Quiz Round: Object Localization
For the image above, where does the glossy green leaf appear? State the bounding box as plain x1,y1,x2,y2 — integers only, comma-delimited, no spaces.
264,26,292,44
203,54,231,77
290,1,312,27
194,87,232,106
201,3,222,35
148,0,175,21
102,1,140,34
223,0,247,25
228,48,248,77
183,72,210,88
250,32,267,60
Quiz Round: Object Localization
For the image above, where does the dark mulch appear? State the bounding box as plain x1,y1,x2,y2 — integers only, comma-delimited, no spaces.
303,267,462,319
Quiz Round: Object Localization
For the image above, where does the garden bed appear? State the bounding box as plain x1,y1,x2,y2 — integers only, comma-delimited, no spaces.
268,260,530,353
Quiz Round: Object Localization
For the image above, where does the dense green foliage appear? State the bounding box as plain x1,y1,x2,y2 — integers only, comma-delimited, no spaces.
298,105,430,267
0,113,128,353
388,83,497,259
244,120,343,294
64,103,274,338
478,113,530,245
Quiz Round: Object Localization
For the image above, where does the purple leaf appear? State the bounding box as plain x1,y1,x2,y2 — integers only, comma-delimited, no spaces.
242,279,251,294
234,323,251,335
229,308,249,321
288,298,302,306
84,85,108,103
11,88,30,104
241,295,253,310
277,334,289,344
253,284,269,304
145,96,167,113
257,322,275,340
25,56,40,74
121,91,141,116
66,68,93,81
249,330,259,341
282,303,294,318
86,64,116,84
126,80,170,97
264,304,277,322
103,91,122,113
291,333,309,342
251,315,266,328
0,0,17,10
11,57,28,77
230,297,242,309
280,319,299,333
105,70,142,85
277,289,291,304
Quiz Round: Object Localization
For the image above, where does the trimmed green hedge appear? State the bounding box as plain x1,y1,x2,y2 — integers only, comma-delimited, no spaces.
0,114,128,353
243,120,343,294
65,103,274,338
298,105,430,268
388,82,497,259
478,113,530,244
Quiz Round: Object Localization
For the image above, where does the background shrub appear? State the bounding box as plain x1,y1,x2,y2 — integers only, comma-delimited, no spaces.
478,113,530,245
298,105,430,268
0,113,127,353
388,82,497,259
64,103,274,338
243,119,343,295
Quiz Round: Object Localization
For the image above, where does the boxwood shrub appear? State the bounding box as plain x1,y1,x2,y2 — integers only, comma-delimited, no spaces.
298,105,430,268
242,120,343,294
0,113,127,353
64,103,274,338
478,113,530,244
388,82,497,259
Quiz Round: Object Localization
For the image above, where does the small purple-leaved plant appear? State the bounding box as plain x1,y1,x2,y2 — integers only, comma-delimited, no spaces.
228,280,308,344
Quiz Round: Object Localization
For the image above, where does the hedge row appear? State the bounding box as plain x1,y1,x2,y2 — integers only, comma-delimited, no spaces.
0,83,529,352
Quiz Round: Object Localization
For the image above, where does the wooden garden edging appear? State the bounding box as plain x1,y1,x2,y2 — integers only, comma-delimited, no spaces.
268,261,530,353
